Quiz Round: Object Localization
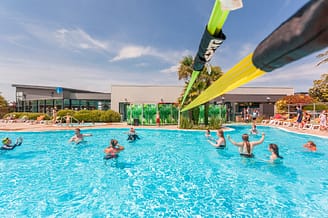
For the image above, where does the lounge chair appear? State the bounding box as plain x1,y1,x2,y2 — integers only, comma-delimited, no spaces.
303,123,313,130
34,115,46,124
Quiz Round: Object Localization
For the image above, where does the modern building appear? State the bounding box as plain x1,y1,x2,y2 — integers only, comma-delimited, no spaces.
12,84,294,121
12,84,110,113
110,85,294,121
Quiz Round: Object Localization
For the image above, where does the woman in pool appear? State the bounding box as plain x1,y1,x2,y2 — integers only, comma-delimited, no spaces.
303,141,317,152
250,123,258,135
69,128,92,144
104,139,125,159
207,129,226,149
227,132,265,157
1,137,23,150
268,143,283,162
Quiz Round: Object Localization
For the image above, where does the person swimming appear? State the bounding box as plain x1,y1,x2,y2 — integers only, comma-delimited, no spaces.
303,141,317,152
207,129,226,149
228,133,265,158
1,137,23,150
250,123,258,135
69,128,92,144
104,139,125,160
268,143,283,162
127,127,140,142
205,129,216,141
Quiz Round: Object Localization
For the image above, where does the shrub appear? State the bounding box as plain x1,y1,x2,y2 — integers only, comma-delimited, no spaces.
180,117,193,129
209,117,222,129
70,109,121,122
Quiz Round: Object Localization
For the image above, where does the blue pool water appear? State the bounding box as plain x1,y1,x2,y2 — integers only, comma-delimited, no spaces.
1,125,327,217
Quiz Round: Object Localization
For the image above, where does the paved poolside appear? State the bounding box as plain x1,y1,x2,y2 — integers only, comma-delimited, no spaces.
0,122,327,138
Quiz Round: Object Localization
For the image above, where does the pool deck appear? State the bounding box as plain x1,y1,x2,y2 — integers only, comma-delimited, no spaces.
0,121,327,138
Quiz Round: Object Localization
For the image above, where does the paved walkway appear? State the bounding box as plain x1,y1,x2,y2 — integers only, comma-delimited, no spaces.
0,121,327,138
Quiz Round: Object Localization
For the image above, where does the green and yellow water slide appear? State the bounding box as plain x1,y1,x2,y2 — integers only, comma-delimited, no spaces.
181,0,328,112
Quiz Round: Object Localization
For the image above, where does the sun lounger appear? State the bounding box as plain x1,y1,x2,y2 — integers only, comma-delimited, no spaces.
261,120,270,124
311,125,320,130
303,123,312,130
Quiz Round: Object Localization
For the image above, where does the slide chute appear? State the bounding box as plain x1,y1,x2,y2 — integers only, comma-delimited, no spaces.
180,0,243,107
182,0,328,112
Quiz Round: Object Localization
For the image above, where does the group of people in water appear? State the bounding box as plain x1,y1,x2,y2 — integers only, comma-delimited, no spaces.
2,125,317,164
206,126,317,162
68,127,139,160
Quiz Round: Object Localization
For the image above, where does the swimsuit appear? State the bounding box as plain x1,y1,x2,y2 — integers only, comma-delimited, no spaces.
216,144,226,149
240,153,254,158
104,154,119,159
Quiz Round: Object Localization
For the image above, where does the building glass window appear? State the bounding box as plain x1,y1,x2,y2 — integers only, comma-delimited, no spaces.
54,99,63,110
63,99,70,109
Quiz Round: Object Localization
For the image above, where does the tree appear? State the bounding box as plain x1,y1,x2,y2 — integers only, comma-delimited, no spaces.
177,56,224,125
316,50,328,66
275,94,315,113
195,66,223,125
0,95,9,118
309,73,328,102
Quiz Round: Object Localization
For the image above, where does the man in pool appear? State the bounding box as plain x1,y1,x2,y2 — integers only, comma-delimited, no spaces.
1,137,23,150
127,127,140,142
104,139,125,159
227,133,265,158
69,128,92,144
303,141,317,152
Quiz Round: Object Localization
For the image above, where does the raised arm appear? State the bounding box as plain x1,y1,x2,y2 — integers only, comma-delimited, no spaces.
207,140,216,146
252,133,265,146
16,137,23,145
227,135,243,147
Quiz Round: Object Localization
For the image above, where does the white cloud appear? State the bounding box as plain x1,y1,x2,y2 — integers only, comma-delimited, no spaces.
55,28,108,51
110,45,192,64
110,45,153,62
160,64,179,74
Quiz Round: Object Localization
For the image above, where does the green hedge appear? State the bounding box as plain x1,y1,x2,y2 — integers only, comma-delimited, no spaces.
57,109,121,122
4,109,121,123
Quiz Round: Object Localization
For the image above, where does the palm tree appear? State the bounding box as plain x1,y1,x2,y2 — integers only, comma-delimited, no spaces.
0,95,8,118
177,56,195,122
316,50,328,66
177,56,224,126
177,56,194,81
196,65,223,125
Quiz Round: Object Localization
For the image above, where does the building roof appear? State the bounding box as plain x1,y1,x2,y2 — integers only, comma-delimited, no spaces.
12,84,109,94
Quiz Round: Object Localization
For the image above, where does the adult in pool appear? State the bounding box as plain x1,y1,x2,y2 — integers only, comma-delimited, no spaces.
227,133,265,158
69,128,92,144
303,141,317,152
104,139,125,160
1,137,23,150
268,143,283,162
127,127,140,142
207,129,226,149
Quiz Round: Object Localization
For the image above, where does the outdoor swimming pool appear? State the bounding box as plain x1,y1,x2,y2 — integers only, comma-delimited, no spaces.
1,125,327,217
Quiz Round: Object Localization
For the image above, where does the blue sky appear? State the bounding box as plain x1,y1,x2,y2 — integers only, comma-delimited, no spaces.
0,0,326,101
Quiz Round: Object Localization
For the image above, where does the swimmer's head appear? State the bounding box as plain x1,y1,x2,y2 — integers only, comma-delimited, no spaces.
242,134,249,141
217,129,224,137
306,141,316,148
110,139,118,147
2,137,10,145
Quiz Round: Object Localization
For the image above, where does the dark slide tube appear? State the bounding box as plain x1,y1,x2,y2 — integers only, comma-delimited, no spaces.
252,0,328,72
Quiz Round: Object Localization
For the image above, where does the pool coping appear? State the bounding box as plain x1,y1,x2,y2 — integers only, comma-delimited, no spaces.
0,122,327,138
